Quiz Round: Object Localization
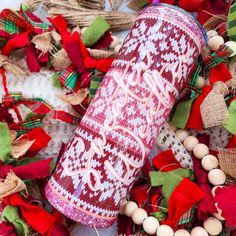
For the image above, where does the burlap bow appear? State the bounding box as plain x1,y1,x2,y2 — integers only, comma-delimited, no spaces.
200,79,236,128
51,48,71,71
0,54,26,77
58,88,89,105
0,171,26,200
218,148,236,179
31,32,54,54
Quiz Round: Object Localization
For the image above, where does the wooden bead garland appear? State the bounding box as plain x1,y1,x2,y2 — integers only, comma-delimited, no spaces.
120,127,226,235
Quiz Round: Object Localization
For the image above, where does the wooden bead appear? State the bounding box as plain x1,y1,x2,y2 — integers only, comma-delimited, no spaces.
131,208,147,225
193,143,209,159
174,229,190,236
208,169,226,185
202,154,219,171
203,217,222,235
207,30,218,39
196,76,206,90
109,36,120,49
190,227,208,236
156,225,174,236
208,35,224,51
183,136,199,152
175,129,189,142
225,41,236,57
114,44,122,54
123,201,138,217
143,216,160,235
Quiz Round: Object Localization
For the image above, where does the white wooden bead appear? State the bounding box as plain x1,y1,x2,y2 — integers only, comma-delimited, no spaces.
196,76,206,90
156,225,174,236
225,41,236,57
123,201,138,217
109,36,120,49
208,169,226,185
143,216,160,235
183,136,199,152
207,30,218,39
114,44,122,54
174,229,190,236
81,27,88,36
201,155,219,171
203,217,222,235
190,227,208,236
131,208,147,225
208,35,224,51
193,143,209,159
175,129,189,142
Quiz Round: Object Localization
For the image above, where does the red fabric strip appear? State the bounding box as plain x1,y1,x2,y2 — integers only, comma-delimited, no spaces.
152,149,180,172
3,194,56,235
2,31,30,55
12,158,52,180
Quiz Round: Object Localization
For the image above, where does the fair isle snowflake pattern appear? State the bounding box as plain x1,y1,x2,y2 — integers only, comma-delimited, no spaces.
45,4,207,228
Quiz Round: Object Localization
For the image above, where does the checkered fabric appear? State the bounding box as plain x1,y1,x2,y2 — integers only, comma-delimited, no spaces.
51,110,81,125
57,65,80,91
45,5,206,228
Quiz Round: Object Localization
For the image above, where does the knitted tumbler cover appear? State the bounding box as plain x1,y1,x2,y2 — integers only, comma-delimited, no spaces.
45,4,207,228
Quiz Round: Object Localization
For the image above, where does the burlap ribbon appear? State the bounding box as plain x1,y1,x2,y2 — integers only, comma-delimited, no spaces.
0,171,26,200
218,148,236,178
0,54,26,77
88,48,115,60
51,48,71,71
11,139,35,159
200,81,229,128
58,88,89,105
31,32,53,54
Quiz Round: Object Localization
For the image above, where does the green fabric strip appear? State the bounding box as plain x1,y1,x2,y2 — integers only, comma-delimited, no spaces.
171,95,198,129
82,16,110,47
1,206,29,236
89,75,103,102
0,122,11,162
149,169,191,208
228,3,236,40
223,99,236,134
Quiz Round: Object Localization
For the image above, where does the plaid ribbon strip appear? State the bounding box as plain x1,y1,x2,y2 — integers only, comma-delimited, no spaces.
2,93,53,115
188,62,202,89
10,118,43,136
0,9,26,34
57,65,80,91
228,2,236,41
204,48,232,71
89,71,104,102
20,6,50,33
51,110,81,125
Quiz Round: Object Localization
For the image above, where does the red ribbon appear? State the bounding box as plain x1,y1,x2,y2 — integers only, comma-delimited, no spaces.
2,31,31,56
12,158,52,180
162,177,205,227
152,149,180,172
209,63,232,84
186,85,212,130
3,194,57,235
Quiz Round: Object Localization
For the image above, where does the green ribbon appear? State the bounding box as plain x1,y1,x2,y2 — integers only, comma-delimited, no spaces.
0,122,11,162
1,206,29,236
82,16,110,47
171,94,198,129
149,169,191,208
223,99,236,134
